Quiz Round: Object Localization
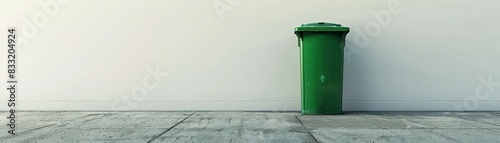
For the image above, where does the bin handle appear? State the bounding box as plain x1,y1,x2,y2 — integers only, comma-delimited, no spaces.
298,38,301,47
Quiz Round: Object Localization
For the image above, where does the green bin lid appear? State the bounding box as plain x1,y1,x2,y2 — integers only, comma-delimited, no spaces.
295,22,349,32
294,22,349,38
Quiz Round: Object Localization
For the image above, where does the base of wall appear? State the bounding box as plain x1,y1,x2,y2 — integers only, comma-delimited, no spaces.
2,100,499,111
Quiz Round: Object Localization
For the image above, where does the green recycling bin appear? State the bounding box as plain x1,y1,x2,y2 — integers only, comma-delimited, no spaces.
294,22,349,115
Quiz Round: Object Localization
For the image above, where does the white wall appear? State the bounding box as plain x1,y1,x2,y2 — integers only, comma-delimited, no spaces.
0,0,499,111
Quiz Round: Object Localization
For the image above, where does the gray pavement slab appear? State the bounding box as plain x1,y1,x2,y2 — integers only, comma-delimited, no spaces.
308,128,500,143
298,112,500,143
3,128,166,143
299,112,500,129
151,112,317,143
75,112,193,129
452,112,500,127
0,112,103,138
0,112,193,143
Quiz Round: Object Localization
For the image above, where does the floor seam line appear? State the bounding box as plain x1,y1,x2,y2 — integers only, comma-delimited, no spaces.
295,115,320,143
147,112,196,143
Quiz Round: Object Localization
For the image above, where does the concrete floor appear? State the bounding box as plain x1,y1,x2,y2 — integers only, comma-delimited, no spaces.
0,112,499,143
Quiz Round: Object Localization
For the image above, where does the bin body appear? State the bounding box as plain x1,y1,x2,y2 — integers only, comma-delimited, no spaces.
295,22,349,115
